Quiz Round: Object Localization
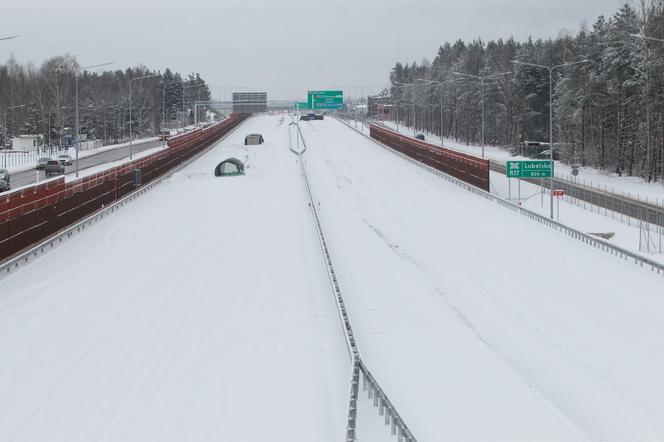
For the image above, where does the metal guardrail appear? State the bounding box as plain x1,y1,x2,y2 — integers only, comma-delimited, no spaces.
489,160,664,228
338,118,664,277
289,123,418,442
0,119,250,281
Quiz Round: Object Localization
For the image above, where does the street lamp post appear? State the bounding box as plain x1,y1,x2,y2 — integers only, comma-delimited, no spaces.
129,73,160,160
3,104,26,168
512,59,589,219
453,71,511,158
1,35,20,166
392,82,418,135
75,62,114,177
417,78,461,146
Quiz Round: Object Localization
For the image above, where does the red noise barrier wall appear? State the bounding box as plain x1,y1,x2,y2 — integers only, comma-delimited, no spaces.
0,113,250,262
369,124,490,192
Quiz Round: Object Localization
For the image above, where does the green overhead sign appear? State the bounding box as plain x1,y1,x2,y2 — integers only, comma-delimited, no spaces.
295,102,309,109
506,160,553,178
307,90,344,109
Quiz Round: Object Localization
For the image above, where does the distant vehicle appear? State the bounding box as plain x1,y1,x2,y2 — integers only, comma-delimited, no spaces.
313,114,324,120
157,130,170,141
300,115,311,121
0,145,12,151
44,160,65,176
536,149,561,161
36,157,51,170
57,154,73,166
415,133,426,141
244,134,265,145
0,168,10,192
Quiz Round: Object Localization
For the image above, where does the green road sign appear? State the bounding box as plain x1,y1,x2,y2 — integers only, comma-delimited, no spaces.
506,160,553,178
307,90,344,109
295,102,309,110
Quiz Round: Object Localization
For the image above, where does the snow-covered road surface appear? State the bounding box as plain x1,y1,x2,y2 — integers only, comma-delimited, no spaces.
0,115,348,442
300,117,664,441
2,114,664,441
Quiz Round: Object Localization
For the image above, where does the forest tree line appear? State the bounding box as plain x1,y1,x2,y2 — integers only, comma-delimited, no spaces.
0,54,211,146
386,1,664,181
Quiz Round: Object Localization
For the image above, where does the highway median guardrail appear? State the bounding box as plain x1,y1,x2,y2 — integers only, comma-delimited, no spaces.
340,118,664,277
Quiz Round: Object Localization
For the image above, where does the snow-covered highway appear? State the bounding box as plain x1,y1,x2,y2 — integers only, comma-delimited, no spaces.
1,114,663,441
0,116,348,442
300,117,664,441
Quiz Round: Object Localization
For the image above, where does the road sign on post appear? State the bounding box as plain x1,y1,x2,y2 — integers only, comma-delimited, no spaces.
295,102,309,110
553,189,565,196
307,90,344,109
506,160,553,178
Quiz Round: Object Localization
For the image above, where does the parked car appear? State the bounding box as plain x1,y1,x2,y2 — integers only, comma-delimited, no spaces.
44,160,65,176
535,149,561,161
57,154,74,166
0,168,10,192
36,157,51,170
415,133,426,141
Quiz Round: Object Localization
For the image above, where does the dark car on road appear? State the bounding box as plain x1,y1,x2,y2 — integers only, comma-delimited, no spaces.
44,160,65,176
57,154,73,166
36,157,51,170
0,168,10,192
415,133,426,141
300,115,311,121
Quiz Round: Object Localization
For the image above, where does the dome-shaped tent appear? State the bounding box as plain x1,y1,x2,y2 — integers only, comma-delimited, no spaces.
214,158,245,176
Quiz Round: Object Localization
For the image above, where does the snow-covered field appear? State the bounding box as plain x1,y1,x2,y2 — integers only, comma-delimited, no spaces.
299,117,664,441
2,115,664,441
0,116,348,442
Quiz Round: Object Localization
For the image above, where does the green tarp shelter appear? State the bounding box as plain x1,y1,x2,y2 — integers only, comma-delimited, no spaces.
214,158,245,176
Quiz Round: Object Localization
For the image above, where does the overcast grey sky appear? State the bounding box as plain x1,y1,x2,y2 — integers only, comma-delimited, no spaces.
3,0,621,100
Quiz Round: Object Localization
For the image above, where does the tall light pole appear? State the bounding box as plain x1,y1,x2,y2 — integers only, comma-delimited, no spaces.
392,81,419,135
0,35,20,163
453,71,511,158
3,104,26,168
417,78,461,146
75,61,114,177
129,73,160,160
512,59,589,219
